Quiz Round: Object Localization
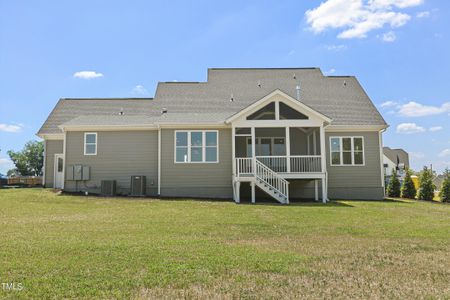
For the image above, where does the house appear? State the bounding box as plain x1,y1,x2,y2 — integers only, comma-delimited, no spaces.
383,147,410,185
37,68,388,203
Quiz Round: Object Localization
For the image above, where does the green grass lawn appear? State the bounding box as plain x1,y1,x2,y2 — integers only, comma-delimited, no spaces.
1,189,449,299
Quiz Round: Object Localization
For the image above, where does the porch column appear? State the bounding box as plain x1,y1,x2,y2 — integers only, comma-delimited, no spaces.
320,124,328,203
320,125,326,173
285,127,291,173
251,127,256,174
313,130,317,155
232,125,236,177
236,181,241,203
251,181,256,203
314,179,319,201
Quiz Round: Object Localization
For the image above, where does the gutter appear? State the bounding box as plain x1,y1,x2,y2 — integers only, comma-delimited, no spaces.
157,125,161,196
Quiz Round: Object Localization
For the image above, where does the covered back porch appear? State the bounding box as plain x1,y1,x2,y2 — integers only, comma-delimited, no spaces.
234,126,323,175
227,89,331,204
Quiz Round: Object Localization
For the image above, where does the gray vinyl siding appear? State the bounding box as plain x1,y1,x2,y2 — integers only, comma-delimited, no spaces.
64,131,158,195
325,131,384,200
44,140,63,188
160,128,232,198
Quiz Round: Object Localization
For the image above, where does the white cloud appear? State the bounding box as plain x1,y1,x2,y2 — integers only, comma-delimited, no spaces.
398,101,450,117
0,158,10,164
0,123,22,133
73,71,104,79
325,44,347,51
434,161,450,171
380,100,399,107
0,158,13,166
416,11,430,18
409,152,425,159
439,149,450,158
381,31,396,42
288,50,295,56
396,123,425,134
368,0,424,9
0,157,14,175
305,0,422,39
429,126,443,132
324,68,336,75
131,85,149,95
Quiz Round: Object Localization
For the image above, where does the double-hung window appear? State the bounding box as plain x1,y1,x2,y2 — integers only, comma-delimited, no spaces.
330,136,364,166
84,133,97,155
175,131,218,163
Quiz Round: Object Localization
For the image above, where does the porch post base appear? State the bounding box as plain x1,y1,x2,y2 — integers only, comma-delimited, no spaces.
251,181,256,203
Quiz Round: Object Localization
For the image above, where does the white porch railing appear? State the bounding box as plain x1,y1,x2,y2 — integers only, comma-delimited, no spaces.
256,156,287,172
236,158,253,176
255,155,322,173
290,155,322,173
236,155,322,176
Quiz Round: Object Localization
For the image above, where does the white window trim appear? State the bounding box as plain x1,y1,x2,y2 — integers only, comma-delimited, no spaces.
84,132,97,156
329,136,365,166
174,130,219,163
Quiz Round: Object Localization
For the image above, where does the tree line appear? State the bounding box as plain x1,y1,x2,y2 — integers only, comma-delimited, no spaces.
1,141,43,177
387,166,450,202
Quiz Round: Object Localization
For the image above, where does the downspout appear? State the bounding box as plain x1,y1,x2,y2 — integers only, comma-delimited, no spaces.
62,130,67,190
379,128,386,198
321,123,330,202
157,125,161,196
42,140,46,187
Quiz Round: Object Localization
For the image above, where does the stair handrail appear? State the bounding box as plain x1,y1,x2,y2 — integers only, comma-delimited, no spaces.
254,159,289,202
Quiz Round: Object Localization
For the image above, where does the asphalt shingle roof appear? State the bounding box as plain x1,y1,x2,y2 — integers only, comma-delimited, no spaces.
383,147,410,168
60,115,159,127
38,68,387,135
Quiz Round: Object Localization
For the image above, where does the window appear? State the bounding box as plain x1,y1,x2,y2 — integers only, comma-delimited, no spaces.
330,136,364,166
84,133,97,155
246,137,286,156
246,102,275,120
175,131,218,163
235,127,251,135
279,102,308,120
57,157,63,172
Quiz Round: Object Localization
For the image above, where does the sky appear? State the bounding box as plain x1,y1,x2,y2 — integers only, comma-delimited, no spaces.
0,0,449,174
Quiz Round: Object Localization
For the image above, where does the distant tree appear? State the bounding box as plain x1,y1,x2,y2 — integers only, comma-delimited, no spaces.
417,166,435,201
401,168,417,199
7,141,44,176
387,168,401,198
439,168,450,203
7,169,19,177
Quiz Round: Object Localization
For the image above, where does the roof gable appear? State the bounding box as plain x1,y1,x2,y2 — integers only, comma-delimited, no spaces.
225,89,332,124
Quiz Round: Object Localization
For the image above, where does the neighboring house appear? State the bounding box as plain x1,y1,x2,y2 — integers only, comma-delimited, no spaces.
383,147,410,185
37,68,388,203
433,174,444,191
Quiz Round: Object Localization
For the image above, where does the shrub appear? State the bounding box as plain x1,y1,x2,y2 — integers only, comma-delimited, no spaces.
387,168,401,198
401,168,417,199
417,166,435,201
439,168,450,202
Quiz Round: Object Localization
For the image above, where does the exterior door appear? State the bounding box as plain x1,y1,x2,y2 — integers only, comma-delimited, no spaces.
54,154,64,189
